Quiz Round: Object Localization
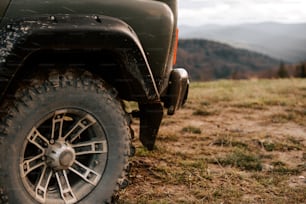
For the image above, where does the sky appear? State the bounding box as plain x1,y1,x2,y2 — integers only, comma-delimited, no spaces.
178,0,306,26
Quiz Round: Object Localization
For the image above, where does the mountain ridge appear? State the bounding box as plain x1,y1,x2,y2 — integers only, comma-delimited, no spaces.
179,22,306,62
176,39,281,81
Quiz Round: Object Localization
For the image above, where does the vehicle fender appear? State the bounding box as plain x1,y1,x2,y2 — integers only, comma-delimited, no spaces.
0,15,159,101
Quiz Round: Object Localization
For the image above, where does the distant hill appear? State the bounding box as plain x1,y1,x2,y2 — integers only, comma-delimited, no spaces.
179,22,306,63
176,39,280,81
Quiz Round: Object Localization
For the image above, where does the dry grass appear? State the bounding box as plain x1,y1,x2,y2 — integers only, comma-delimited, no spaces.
118,79,306,203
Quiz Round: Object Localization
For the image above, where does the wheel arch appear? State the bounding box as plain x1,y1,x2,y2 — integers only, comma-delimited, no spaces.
0,15,160,103
7,49,152,102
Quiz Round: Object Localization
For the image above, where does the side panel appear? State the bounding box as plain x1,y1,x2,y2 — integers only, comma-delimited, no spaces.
2,0,175,91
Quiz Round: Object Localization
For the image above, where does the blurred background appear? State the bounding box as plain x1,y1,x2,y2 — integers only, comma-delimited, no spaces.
176,0,306,81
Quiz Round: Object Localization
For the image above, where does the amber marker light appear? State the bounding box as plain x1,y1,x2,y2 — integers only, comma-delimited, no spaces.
173,28,179,65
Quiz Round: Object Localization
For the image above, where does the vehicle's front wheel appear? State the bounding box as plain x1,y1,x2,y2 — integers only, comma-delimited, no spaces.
0,70,132,203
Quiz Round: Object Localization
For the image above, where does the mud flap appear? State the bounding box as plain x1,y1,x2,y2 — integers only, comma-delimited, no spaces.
139,102,163,150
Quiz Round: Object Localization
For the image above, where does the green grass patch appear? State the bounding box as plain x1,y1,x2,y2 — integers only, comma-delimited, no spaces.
136,146,152,157
213,138,249,149
270,161,301,175
252,172,285,186
262,139,302,152
159,133,179,142
214,149,262,171
233,101,266,110
182,126,202,134
270,113,296,123
302,152,306,161
192,109,215,116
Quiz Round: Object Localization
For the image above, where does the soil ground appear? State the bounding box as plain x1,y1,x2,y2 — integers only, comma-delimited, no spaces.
118,79,306,204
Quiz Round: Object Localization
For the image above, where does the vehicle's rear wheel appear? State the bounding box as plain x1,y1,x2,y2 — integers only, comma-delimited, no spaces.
0,70,132,203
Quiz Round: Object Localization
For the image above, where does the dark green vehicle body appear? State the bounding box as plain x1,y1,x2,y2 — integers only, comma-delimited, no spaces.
0,0,188,203
0,0,188,143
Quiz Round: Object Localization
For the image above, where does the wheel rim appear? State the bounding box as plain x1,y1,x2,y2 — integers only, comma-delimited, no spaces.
20,109,108,203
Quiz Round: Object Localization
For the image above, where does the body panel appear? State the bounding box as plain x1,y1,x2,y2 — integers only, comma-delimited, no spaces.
2,0,176,92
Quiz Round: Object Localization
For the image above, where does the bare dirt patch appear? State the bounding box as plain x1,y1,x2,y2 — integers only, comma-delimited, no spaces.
118,79,306,203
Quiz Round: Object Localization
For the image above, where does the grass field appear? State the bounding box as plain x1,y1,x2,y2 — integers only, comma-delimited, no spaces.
118,79,306,203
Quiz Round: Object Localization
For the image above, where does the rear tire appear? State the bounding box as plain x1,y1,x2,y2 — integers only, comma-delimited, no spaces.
0,70,131,203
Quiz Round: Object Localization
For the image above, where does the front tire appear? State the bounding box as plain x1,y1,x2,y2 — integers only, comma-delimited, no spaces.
0,70,131,203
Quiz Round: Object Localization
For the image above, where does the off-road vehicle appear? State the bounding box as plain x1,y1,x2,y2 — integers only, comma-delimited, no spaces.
0,0,188,203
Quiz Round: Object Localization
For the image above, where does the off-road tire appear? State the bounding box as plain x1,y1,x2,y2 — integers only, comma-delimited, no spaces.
0,70,132,203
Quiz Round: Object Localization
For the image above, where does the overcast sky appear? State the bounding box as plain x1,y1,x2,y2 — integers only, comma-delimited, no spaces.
178,0,306,26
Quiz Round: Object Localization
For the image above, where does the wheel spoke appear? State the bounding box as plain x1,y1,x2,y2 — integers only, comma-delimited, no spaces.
51,111,67,141
55,170,77,204
72,140,107,156
61,114,96,142
20,154,45,177
35,166,53,203
27,127,49,151
69,160,101,186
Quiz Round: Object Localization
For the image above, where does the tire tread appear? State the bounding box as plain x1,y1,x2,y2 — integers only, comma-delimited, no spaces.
0,69,133,203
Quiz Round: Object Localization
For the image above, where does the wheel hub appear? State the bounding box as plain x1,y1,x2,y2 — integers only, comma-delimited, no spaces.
46,142,76,170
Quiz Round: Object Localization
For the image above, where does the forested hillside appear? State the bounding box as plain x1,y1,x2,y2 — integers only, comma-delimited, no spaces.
176,39,280,81
179,23,306,63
